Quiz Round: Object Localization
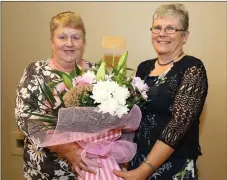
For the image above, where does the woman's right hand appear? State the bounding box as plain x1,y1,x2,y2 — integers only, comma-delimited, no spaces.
47,143,96,178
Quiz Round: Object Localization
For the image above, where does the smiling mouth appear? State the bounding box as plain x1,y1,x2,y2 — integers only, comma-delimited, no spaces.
157,41,170,44
64,50,75,53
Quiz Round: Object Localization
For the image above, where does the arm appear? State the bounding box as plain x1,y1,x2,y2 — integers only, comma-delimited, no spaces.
114,63,208,179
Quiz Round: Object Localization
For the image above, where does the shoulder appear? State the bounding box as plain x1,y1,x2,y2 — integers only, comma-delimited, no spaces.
136,58,157,78
18,59,50,86
177,55,208,83
179,55,206,70
23,59,51,78
137,58,156,69
26,59,50,71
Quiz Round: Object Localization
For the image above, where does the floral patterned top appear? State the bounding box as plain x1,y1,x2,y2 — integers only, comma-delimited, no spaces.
15,58,92,180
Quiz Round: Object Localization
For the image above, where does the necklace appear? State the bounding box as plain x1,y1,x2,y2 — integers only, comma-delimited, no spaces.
157,52,184,66
157,59,174,66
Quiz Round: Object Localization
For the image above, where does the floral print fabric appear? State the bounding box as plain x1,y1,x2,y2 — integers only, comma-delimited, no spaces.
15,59,93,179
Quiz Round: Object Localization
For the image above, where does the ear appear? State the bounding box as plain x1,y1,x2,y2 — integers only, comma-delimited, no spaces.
50,38,54,49
183,31,190,44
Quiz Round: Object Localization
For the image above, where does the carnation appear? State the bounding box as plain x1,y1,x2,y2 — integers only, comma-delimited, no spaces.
73,71,96,86
132,77,149,93
90,80,130,117
63,84,92,107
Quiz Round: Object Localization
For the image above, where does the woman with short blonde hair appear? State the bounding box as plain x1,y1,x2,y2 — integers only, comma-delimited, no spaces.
15,11,94,180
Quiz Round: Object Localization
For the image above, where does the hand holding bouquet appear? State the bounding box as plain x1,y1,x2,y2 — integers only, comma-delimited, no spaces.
25,51,148,180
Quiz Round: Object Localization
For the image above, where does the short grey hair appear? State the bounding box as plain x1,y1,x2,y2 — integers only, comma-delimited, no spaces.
153,3,189,31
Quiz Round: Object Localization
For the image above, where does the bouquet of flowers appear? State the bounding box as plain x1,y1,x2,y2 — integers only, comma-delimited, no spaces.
26,51,148,180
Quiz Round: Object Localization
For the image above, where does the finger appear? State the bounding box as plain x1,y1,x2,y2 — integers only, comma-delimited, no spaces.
79,162,96,174
74,166,84,178
113,169,126,178
122,167,128,172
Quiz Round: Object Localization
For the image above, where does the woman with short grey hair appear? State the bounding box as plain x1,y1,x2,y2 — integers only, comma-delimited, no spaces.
114,3,208,180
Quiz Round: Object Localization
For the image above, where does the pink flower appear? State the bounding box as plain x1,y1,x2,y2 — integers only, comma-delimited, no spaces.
42,100,51,109
54,82,68,95
53,96,62,109
132,77,148,92
74,76,94,85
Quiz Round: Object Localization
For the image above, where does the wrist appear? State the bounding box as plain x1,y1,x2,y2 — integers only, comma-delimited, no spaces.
143,158,157,172
137,158,157,178
48,143,79,155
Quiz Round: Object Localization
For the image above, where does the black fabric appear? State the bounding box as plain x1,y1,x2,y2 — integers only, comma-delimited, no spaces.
129,55,208,179
135,55,208,158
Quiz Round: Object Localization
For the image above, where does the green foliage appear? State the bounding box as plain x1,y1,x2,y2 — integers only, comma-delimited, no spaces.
51,70,73,89
96,60,106,80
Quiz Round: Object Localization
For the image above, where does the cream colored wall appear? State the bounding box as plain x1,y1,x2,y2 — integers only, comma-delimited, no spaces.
2,2,226,180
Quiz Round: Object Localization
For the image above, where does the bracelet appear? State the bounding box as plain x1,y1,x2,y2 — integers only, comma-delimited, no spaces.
143,158,157,172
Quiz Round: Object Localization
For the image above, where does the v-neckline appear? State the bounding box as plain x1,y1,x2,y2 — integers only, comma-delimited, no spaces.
147,55,187,79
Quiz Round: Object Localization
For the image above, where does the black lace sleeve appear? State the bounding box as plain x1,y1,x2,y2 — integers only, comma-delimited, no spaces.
158,62,208,149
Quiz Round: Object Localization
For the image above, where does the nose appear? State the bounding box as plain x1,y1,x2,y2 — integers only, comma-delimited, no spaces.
159,28,167,36
66,38,73,47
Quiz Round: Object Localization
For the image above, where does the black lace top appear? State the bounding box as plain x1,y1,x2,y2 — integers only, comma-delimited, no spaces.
134,55,208,158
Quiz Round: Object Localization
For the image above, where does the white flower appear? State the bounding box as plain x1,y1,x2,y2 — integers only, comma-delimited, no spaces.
82,70,96,82
105,73,114,81
97,98,119,116
91,80,130,117
112,85,129,105
115,105,129,117
90,80,117,103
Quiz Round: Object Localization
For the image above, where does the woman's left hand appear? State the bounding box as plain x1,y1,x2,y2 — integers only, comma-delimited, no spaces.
113,169,147,180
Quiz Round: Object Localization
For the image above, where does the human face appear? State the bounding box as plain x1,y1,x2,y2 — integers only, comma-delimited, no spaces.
51,25,86,64
151,16,189,57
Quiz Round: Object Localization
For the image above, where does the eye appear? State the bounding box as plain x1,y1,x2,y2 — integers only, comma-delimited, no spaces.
166,26,175,31
153,26,161,30
59,35,66,40
72,35,79,40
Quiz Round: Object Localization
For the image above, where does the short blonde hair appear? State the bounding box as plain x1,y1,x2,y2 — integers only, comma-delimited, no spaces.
153,3,189,30
50,11,86,40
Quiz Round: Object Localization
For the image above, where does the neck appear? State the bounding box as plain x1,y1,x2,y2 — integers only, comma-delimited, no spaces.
50,58,83,73
158,51,184,64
